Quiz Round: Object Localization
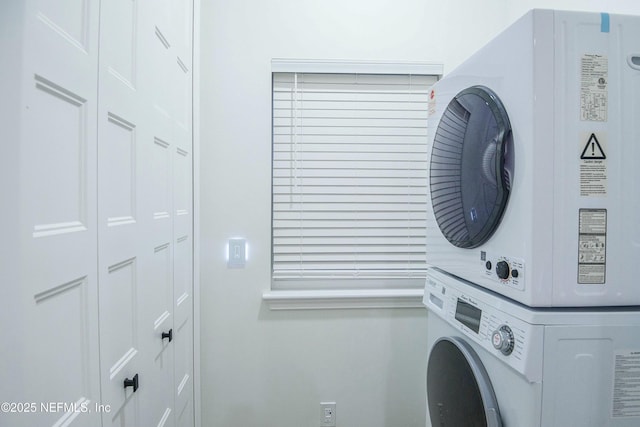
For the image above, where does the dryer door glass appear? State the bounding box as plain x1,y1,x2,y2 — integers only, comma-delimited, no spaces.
430,86,513,248
427,337,502,427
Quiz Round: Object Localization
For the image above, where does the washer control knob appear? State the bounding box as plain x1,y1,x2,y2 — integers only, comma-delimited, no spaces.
492,325,515,355
496,260,510,280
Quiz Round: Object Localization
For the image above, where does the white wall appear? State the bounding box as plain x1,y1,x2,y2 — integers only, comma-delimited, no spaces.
198,1,640,426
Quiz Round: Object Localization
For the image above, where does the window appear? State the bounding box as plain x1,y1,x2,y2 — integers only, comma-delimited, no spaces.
271,61,441,291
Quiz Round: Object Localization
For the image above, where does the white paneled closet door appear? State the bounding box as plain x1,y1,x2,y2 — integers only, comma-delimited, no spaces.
1,1,102,426
97,0,149,424
1,0,194,426
167,1,195,425
98,0,194,427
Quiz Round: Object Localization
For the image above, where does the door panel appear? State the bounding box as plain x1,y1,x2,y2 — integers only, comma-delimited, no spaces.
36,0,89,48
28,276,98,427
142,241,176,427
0,0,102,426
103,112,137,226
29,76,89,234
171,10,194,426
99,257,142,426
149,135,173,221
174,315,194,427
101,0,137,87
97,0,149,425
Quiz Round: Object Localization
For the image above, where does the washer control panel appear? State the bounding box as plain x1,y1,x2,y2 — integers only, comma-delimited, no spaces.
424,269,543,381
480,251,525,291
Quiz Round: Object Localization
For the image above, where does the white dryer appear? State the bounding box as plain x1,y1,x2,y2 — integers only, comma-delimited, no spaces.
426,9,640,306
424,267,640,427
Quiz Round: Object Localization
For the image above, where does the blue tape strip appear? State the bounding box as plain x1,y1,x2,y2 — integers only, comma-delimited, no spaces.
601,13,610,33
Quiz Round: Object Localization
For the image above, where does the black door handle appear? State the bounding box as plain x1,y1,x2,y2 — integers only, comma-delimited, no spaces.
162,329,173,342
123,373,139,392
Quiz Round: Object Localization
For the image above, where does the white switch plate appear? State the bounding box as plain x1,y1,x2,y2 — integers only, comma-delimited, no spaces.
320,402,336,427
227,238,246,268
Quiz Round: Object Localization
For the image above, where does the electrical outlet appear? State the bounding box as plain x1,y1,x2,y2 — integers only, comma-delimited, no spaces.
320,402,336,427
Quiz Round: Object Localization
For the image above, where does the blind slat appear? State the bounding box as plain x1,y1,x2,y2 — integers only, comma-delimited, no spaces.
273,211,428,222
274,109,428,120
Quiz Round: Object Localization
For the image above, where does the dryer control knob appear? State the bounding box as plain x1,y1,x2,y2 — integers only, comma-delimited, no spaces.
496,261,510,280
491,325,514,355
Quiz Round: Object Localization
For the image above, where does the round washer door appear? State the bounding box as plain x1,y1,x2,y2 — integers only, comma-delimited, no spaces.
430,86,514,249
427,336,502,427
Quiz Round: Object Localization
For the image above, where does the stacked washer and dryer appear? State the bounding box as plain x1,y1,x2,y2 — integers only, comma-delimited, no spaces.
423,9,640,427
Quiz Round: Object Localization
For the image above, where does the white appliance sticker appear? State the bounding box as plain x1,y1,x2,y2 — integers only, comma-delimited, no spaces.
578,209,606,284
580,132,607,197
581,54,608,122
612,350,640,418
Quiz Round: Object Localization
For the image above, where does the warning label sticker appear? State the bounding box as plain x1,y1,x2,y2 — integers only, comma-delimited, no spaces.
612,350,640,418
428,89,436,117
581,133,606,160
580,132,607,197
581,54,608,122
578,209,607,284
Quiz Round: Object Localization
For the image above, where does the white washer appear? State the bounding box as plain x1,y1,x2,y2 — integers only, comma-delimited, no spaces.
424,267,640,427
426,9,640,306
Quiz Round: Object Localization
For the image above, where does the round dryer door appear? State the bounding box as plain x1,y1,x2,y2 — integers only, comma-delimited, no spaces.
430,86,513,249
427,337,502,427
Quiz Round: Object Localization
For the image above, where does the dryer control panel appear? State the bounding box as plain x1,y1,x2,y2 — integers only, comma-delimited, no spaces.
424,268,543,382
480,251,525,291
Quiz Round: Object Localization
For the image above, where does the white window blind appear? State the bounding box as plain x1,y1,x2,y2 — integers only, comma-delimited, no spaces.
272,71,436,289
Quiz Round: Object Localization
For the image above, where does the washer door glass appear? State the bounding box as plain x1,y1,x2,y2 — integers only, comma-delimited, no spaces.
427,337,502,427
430,86,513,249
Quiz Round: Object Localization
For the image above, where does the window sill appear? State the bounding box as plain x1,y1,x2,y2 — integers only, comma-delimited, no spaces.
262,289,425,310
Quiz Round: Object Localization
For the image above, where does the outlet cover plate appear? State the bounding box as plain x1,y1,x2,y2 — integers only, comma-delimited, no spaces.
320,402,336,427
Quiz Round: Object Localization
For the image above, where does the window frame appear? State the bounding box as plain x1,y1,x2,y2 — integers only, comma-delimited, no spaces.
265,59,443,310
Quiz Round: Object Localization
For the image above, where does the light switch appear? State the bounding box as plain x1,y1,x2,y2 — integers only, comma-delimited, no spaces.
227,238,246,268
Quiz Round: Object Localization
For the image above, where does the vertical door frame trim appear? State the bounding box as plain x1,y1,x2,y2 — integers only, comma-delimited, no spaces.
192,0,202,426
